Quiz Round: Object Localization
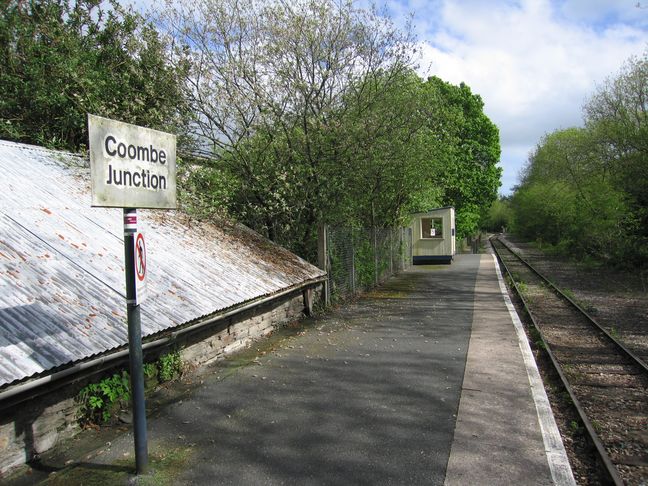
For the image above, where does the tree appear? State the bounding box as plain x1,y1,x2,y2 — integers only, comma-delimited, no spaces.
336,70,435,228
512,128,630,259
161,0,418,258
584,51,648,262
481,197,513,233
156,0,503,258
510,51,647,267
419,77,501,238
0,0,189,151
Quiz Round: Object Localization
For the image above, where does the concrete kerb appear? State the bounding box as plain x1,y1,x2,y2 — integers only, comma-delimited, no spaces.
490,253,575,486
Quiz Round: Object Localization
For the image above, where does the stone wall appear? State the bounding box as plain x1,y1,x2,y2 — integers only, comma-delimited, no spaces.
180,291,308,367
0,284,322,477
0,394,79,475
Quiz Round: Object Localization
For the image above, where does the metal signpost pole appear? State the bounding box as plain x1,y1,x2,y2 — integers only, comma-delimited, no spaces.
123,208,148,474
89,114,176,475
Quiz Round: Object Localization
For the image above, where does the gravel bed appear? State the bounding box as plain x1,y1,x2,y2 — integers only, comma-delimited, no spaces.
493,236,648,485
501,235,648,364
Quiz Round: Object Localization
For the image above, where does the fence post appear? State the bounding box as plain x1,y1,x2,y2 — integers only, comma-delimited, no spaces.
351,230,356,294
373,227,378,285
389,229,393,276
317,224,330,306
400,228,404,271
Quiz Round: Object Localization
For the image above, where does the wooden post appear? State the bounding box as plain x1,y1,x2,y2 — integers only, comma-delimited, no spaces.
317,224,330,306
351,231,356,294
302,287,314,316
373,227,378,286
400,228,405,271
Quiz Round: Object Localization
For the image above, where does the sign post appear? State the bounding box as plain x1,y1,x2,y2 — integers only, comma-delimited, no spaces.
89,115,176,475
123,209,147,473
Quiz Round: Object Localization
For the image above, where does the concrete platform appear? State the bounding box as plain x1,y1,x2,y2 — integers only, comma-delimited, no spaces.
7,254,575,485
444,254,574,486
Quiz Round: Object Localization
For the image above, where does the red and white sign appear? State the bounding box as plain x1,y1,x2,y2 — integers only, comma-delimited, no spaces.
124,213,137,233
134,232,147,303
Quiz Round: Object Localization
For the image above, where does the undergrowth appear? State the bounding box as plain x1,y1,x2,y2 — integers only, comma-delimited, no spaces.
77,350,184,426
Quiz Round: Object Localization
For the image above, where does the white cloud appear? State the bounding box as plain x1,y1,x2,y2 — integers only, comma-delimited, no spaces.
122,0,646,195
411,0,647,194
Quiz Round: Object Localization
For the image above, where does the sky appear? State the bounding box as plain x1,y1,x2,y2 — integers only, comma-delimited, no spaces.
127,0,647,195
385,0,647,194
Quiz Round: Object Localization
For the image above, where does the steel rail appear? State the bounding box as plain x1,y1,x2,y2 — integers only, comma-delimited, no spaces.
495,236,648,374
490,236,624,486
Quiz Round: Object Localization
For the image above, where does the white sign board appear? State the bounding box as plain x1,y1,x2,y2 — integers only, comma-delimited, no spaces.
88,114,176,209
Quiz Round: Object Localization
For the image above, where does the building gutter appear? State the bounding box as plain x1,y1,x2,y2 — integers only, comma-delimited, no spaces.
0,276,326,411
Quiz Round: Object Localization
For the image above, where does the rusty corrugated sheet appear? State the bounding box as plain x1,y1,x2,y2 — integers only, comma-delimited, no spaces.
0,140,325,388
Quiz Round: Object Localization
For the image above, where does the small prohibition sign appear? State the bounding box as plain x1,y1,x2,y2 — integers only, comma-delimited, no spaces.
135,233,146,282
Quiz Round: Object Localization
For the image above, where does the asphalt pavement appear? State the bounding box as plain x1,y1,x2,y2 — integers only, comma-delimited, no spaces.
7,253,572,485
159,256,478,484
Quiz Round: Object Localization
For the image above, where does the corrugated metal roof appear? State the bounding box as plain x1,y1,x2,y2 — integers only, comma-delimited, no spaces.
0,140,325,388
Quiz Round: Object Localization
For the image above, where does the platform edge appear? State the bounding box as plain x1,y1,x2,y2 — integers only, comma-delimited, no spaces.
491,253,576,486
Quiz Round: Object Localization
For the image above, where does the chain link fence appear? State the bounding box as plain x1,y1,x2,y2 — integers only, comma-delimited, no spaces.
324,226,412,302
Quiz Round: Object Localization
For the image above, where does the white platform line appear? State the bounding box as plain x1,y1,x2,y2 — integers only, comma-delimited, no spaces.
491,253,576,486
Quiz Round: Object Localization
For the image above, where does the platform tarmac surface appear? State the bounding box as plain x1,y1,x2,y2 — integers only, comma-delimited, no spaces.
9,254,572,485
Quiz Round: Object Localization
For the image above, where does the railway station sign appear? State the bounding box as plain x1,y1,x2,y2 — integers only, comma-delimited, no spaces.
88,114,176,473
88,114,177,209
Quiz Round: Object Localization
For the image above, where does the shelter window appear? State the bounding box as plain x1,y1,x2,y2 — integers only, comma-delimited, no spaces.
421,217,443,239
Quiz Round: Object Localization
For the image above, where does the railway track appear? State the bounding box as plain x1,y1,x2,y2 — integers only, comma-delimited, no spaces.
491,236,648,485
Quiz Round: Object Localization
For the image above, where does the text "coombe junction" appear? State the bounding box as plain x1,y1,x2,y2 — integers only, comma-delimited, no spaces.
104,135,168,190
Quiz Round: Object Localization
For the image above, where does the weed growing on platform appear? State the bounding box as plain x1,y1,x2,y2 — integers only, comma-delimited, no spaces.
144,362,157,379
77,351,184,425
77,371,131,425
44,445,193,485
158,350,183,382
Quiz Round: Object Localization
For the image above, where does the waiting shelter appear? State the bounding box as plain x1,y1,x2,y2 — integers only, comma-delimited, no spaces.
410,207,456,264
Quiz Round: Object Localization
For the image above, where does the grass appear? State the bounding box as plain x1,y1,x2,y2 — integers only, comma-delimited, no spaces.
365,290,408,299
562,364,583,382
43,444,193,486
590,420,602,434
504,271,530,295
516,281,528,295
569,420,583,435
559,287,599,315
528,326,546,350
561,287,576,301
561,390,573,405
